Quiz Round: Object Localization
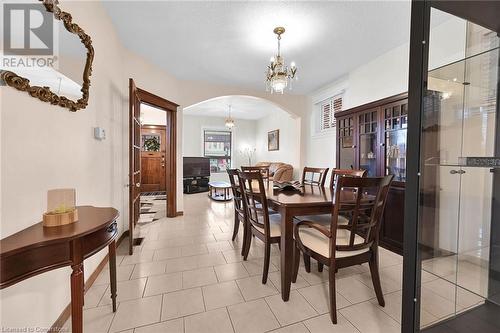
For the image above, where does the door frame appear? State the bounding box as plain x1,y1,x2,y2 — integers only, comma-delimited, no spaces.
129,78,179,254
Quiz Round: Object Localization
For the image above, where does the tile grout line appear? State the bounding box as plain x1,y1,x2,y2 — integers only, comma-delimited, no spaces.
224,306,237,333
262,296,282,328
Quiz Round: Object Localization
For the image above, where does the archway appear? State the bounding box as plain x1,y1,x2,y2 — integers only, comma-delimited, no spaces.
182,95,302,181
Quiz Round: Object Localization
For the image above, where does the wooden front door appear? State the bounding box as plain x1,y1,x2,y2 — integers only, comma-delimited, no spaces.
141,125,166,192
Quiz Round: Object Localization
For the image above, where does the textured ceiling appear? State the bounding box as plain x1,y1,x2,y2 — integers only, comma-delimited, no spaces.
102,1,412,94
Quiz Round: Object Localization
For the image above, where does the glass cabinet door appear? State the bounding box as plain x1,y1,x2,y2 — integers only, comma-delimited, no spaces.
384,101,408,182
358,110,378,176
338,116,355,169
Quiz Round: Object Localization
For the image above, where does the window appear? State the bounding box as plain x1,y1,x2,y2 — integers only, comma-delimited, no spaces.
203,130,231,173
319,93,344,132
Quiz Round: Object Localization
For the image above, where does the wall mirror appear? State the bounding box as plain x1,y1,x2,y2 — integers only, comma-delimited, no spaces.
0,0,94,111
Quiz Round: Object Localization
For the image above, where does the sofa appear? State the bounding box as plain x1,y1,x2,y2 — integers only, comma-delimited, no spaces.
255,162,293,182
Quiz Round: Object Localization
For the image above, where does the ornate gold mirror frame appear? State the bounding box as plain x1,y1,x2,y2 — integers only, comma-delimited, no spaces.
0,0,94,112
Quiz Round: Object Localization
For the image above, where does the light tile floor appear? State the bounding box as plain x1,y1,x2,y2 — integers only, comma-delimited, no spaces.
65,193,483,332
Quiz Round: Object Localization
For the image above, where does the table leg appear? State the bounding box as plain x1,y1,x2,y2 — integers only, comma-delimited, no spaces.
109,240,117,312
280,208,293,301
70,262,84,333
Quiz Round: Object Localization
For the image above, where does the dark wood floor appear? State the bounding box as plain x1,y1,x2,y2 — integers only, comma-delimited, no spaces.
423,302,500,333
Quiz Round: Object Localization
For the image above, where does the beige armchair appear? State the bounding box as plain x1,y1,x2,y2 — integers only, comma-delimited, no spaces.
255,162,293,182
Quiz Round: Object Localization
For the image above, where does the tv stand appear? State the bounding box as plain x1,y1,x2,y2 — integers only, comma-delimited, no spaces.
183,176,210,194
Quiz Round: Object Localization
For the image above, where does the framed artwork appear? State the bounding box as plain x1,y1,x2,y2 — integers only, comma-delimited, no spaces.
268,129,280,151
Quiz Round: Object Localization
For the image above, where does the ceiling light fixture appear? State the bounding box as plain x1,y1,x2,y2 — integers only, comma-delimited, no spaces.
225,104,235,129
266,27,297,94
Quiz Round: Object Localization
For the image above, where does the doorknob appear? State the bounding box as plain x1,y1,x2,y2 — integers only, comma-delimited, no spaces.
136,182,140,187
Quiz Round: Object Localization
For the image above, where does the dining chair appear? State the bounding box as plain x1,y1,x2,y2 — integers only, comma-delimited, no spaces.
296,168,367,272
329,168,367,188
292,175,394,324
238,170,281,284
301,167,329,186
241,166,270,185
227,169,248,256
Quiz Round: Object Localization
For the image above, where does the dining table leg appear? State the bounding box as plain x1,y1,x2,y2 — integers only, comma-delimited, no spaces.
279,207,294,301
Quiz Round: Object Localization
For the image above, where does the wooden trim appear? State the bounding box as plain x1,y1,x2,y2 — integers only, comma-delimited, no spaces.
334,92,408,118
50,231,128,332
166,110,177,217
176,211,184,216
141,125,166,130
0,0,94,112
137,88,179,111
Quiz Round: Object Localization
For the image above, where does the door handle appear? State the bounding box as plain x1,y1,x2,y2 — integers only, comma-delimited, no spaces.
136,182,141,187
450,170,466,175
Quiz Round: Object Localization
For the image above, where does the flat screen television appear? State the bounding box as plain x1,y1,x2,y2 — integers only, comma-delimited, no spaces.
183,157,210,178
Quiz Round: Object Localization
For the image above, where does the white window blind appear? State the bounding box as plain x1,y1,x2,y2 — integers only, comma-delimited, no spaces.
319,94,343,131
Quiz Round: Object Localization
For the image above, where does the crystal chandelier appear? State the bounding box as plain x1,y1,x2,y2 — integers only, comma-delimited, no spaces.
266,27,297,94
225,105,235,129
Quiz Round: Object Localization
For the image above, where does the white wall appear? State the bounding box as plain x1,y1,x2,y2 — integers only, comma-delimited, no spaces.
255,111,301,178
182,115,257,181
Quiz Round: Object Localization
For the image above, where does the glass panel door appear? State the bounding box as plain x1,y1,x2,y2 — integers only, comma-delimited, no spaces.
384,101,408,182
417,9,499,330
358,110,378,176
338,116,355,169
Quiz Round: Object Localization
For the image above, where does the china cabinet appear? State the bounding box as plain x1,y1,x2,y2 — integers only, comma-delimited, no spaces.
335,93,408,254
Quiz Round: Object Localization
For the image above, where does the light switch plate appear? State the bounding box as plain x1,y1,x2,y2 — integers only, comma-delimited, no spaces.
93,127,106,140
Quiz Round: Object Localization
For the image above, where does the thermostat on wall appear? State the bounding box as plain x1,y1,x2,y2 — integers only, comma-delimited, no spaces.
93,127,106,140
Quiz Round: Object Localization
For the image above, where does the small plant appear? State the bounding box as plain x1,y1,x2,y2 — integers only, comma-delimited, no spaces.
144,137,160,151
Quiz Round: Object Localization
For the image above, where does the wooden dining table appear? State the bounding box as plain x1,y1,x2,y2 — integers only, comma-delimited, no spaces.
265,183,334,301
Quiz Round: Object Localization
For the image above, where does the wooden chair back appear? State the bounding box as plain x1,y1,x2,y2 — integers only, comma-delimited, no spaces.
241,166,270,182
329,169,367,188
331,175,393,255
302,167,329,186
237,171,271,236
227,169,245,219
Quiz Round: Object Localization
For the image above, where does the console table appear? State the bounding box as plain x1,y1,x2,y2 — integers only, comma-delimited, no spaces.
0,206,120,333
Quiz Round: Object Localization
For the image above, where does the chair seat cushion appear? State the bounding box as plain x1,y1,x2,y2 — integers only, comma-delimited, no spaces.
253,213,282,237
294,214,348,225
297,227,369,259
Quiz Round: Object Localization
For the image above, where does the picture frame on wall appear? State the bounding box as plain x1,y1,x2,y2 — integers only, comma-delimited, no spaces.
268,129,279,151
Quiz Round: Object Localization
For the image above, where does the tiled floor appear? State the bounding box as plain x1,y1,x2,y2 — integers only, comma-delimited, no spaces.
65,193,482,332
139,194,167,224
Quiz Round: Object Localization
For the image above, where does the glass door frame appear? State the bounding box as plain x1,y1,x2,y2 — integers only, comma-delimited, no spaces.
403,0,500,331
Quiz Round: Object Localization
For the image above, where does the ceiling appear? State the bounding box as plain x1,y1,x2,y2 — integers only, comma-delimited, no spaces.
183,95,285,120
102,1,413,94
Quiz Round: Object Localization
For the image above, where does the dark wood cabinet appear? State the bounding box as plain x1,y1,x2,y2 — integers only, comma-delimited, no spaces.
335,93,408,255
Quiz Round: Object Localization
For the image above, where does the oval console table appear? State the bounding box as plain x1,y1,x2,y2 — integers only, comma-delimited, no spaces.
0,206,120,333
